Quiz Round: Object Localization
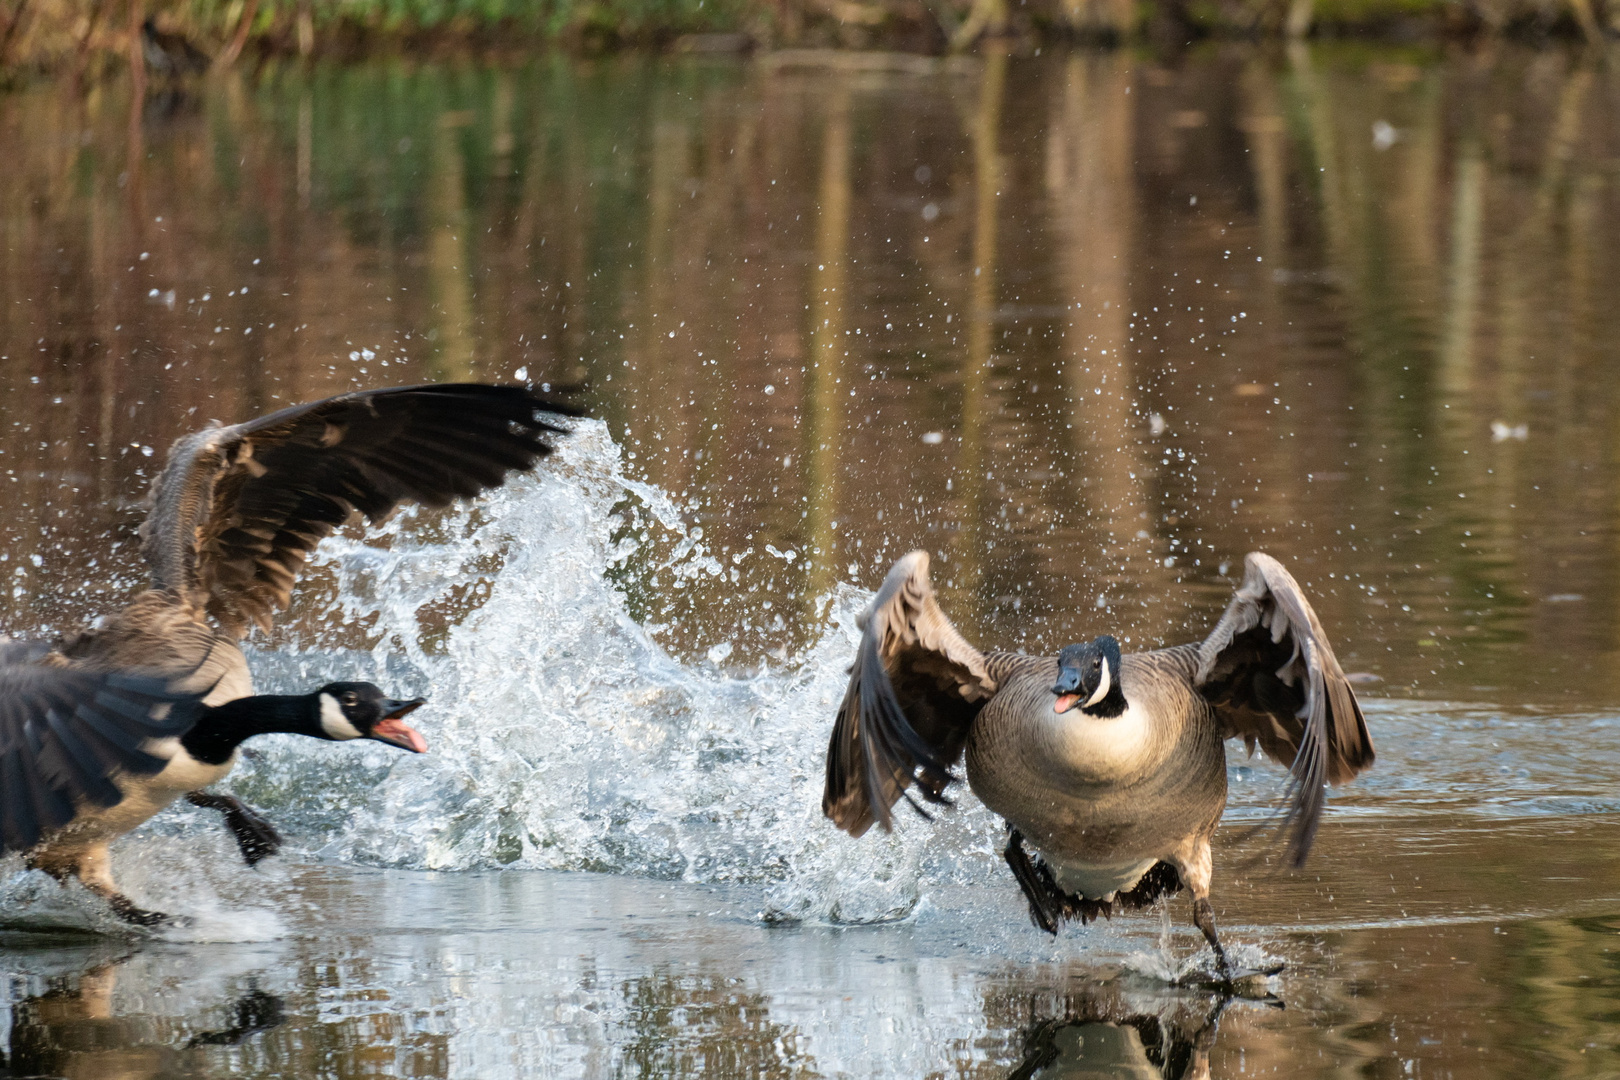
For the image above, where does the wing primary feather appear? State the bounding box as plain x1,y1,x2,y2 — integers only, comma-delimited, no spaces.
142,383,582,639
91,687,192,734
0,751,38,854
823,552,991,838
0,668,209,852
40,707,123,809
1196,552,1374,868
72,703,169,774
855,633,952,815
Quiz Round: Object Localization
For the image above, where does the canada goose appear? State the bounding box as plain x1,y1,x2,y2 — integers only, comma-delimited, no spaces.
823,550,1373,981
6,383,574,923
1,667,426,925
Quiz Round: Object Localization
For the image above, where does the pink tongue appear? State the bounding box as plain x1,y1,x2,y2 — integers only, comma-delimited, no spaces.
375,717,429,753
1054,693,1080,714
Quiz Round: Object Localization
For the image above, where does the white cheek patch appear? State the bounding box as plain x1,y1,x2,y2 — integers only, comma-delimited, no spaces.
1084,657,1113,707
319,693,364,740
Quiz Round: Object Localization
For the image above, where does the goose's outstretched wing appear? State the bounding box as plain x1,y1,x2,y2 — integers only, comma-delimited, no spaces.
1195,552,1375,866
823,551,997,837
0,667,200,855
141,383,579,637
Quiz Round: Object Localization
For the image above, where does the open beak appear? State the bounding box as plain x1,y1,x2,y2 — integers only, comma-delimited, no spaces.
1052,668,1082,714
368,698,428,753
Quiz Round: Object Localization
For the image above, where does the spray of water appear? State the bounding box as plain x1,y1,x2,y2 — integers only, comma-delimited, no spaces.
0,831,289,942
205,420,1005,924
1,421,1290,966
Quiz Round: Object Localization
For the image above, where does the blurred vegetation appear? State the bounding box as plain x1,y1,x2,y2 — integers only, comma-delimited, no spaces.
0,0,1614,80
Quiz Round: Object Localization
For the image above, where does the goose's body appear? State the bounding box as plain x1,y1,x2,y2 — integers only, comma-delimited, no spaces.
965,649,1225,901
12,598,259,902
2,383,575,922
26,745,235,895
823,551,1374,977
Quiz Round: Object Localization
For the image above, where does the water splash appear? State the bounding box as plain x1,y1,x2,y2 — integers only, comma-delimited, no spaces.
221,420,986,923
0,832,289,941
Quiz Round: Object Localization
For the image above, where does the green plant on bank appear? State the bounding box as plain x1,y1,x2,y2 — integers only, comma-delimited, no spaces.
0,0,751,78
235,0,749,36
0,0,1613,82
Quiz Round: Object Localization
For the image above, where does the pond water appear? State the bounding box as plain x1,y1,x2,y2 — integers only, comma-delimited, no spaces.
1,42,1619,1078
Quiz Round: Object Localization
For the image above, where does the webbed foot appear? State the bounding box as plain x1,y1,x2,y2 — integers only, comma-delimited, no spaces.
187,791,283,866
1003,828,1064,934
1182,895,1285,995
1172,960,1286,998
101,891,173,927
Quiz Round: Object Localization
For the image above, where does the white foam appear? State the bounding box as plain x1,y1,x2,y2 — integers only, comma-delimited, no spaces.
0,833,289,940
220,420,1001,923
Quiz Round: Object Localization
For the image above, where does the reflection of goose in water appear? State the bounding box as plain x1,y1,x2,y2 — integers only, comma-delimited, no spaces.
0,953,284,1078
1,384,576,925
824,551,1374,983
1005,991,1234,1080
185,986,284,1046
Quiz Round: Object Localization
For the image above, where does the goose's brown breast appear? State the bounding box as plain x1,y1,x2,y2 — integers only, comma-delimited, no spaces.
965,660,1228,866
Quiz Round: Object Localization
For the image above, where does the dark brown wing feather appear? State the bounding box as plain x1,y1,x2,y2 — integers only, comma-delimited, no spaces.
823,551,997,838
140,384,579,637
0,664,203,855
1195,552,1374,866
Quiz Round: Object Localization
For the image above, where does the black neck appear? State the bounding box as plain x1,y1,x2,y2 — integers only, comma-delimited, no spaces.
1081,685,1129,719
181,694,316,766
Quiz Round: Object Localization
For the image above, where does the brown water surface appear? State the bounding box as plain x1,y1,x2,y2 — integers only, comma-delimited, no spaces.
2,43,1620,1079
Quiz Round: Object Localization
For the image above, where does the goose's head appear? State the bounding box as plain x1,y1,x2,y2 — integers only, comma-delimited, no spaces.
1052,636,1124,716
314,682,428,752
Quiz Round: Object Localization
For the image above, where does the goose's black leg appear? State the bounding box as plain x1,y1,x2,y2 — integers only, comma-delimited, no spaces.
81,884,171,926
1003,827,1063,935
103,892,172,926
28,858,173,926
187,792,283,866
1191,896,1232,982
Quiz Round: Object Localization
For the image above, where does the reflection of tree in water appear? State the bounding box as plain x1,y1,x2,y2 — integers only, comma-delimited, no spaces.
277,951,452,1078
615,965,817,1079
